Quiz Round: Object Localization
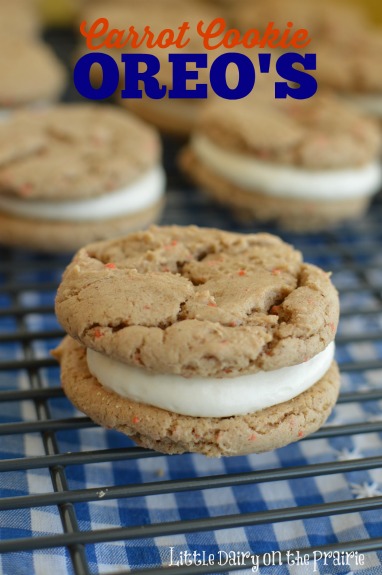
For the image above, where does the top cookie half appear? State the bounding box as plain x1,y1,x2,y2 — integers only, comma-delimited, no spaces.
55,226,339,378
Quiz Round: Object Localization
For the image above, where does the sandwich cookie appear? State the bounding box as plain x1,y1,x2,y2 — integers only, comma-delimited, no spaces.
78,0,222,137
234,0,368,49
180,94,382,231
0,0,41,38
315,30,382,125
54,226,340,457
0,105,165,252
0,37,66,118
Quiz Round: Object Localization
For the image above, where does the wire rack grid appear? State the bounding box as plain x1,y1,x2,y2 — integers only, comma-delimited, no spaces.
1,177,382,575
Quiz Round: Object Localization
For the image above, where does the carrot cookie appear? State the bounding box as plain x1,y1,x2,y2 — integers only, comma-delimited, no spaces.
0,37,66,116
315,30,382,125
0,105,165,252
180,94,382,231
0,0,41,37
54,226,340,457
78,0,222,137
235,0,368,48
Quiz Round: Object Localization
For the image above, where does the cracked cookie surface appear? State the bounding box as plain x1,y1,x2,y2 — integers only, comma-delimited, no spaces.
55,226,339,377
0,105,160,200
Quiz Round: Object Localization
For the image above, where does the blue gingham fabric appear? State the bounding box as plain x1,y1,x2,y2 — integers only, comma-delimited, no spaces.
0,184,382,575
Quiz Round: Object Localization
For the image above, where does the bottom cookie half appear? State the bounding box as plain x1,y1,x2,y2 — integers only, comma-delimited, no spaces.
180,148,370,232
55,337,340,457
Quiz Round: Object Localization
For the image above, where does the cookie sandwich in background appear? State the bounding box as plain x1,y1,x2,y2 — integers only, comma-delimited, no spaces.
314,30,382,127
54,226,340,457
0,37,66,119
0,0,41,38
180,93,382,231
234,0,369,49
77,0,223,138
0,105,166,252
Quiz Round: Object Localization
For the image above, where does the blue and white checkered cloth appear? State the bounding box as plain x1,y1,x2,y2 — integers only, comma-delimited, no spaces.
1,186,382,575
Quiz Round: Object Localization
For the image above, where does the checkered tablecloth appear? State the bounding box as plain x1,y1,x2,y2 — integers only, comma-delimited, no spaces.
1,180,382,575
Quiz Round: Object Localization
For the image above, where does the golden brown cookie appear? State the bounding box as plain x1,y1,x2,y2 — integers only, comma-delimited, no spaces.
0,105,166,252
78,0,223,136
0,0,41,37
54,226,340,456
179,94,382,231
314,30,382,123
234,0,368,47
55,226,339,376
0,38,66,108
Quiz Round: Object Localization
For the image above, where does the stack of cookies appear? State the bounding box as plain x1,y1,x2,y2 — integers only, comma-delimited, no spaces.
0,1,66,115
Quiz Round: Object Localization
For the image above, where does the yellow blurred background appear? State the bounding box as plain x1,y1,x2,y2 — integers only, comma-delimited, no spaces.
38,0,382,26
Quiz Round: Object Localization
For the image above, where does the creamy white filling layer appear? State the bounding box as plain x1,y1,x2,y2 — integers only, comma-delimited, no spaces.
346,94,382,118
0,166,166,222
87,342,335,418
191,135,382,201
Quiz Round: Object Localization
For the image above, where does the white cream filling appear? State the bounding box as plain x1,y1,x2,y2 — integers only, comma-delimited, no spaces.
0,166,166,222
87,341,335,418
192,135,382,201
346,94,382,118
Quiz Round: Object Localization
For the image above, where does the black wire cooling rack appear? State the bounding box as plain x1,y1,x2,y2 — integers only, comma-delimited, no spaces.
1,179,382,575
